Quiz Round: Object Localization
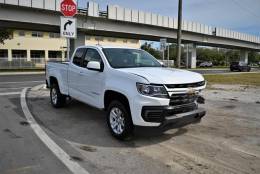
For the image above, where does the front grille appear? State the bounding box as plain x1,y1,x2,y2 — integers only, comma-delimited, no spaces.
165,81,205,89
170,93,198,106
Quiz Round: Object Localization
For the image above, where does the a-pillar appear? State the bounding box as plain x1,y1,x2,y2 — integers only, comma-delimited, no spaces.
69,31,85,59
8,49,12,61
240,50,248,63
27,50,31,61
188,43,197,68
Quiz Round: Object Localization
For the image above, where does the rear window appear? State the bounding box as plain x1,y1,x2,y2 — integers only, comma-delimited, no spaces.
239,62,247,66
231,62,239,65
72,48,86,67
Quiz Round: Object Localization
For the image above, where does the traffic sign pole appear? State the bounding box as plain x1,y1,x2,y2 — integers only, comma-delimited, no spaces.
67,38,70,60
60,0,77,61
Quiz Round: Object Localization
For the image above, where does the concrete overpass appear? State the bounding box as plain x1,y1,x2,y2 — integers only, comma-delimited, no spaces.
0,0,260,67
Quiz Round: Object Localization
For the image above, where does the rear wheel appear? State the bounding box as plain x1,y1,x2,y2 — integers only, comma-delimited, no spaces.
50,83,66,108
107,101,134,140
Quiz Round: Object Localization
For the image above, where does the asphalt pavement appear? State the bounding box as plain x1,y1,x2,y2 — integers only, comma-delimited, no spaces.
190,67,260,74
0,74,72,174
1,73,260,174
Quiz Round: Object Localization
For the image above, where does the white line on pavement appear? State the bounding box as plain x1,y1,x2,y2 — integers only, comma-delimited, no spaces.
0,81,43,84
0,92,20,96
20,88,90,174
0,72,45,76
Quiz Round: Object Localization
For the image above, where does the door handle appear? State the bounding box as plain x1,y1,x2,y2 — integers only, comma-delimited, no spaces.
79,71,83,76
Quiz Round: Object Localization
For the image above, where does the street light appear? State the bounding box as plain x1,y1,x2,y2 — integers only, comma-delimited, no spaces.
176,0,182,68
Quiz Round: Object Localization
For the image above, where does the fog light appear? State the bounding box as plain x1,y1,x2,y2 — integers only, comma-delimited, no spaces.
197,96,205,104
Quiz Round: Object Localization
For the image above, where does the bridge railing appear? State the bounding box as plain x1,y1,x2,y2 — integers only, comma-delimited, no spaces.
1,0,260,44
0,0,99,16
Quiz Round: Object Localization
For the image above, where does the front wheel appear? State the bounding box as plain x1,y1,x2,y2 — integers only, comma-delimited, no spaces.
50,83,66,108
107,101,134,140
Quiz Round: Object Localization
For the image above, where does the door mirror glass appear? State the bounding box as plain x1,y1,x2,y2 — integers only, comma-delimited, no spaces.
87,61,101,71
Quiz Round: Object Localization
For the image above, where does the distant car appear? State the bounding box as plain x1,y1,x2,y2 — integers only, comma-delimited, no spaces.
199,61,213,67
230,61,251,72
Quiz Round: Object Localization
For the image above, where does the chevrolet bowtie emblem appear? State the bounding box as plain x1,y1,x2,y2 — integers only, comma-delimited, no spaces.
187,88,196,95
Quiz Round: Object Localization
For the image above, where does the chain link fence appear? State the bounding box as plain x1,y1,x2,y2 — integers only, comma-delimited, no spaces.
0,58,48,69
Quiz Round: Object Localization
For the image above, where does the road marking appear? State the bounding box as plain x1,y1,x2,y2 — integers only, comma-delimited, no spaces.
0,92,20,96
21,88,90,174
0,72,44,76
0,81,43,84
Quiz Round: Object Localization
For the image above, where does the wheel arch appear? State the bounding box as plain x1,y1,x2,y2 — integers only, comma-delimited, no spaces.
104,90,130,112
49,76,58,87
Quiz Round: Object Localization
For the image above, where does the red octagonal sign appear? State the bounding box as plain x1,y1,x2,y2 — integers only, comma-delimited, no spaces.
60,0,77,17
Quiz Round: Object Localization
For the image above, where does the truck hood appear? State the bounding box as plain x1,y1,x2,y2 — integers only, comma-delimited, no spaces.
117,67,204,84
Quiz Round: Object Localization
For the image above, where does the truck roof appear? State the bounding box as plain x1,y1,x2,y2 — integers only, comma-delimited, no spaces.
77,45,139,50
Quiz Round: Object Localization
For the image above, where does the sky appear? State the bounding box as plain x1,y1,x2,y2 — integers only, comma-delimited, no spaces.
78,0,260,36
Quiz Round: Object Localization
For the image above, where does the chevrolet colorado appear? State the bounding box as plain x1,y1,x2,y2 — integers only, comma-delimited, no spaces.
46,45,206,140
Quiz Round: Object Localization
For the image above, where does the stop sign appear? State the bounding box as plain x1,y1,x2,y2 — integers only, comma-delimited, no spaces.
60,0,77,17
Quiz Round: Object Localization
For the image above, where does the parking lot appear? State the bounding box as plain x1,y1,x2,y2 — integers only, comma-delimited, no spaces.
0,74,260,174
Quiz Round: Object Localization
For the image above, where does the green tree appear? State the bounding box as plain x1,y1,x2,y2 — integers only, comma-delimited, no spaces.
249,51,260,63
0,29,11,44
141,42,162,59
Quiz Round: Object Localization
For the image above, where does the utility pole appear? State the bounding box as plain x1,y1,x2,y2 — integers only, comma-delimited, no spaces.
176,0,182,68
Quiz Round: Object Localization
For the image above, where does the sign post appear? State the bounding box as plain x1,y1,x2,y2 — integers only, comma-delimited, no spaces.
160,38,167,65
60,0,77,60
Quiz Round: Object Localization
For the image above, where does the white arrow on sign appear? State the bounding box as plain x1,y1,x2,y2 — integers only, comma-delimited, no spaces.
60,17,77,38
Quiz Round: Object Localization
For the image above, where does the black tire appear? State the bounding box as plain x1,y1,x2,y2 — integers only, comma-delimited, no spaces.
106,100,134,140
50,83,66,108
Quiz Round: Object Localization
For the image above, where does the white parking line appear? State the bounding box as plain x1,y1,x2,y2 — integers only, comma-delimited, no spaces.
0,92,20,96
0,81,43,84
21,88,90,174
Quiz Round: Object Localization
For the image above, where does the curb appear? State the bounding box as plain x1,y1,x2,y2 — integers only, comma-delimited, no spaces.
0,71,45,76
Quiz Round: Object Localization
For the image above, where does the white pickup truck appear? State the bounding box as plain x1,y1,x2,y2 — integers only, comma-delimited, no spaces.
46,45,206,140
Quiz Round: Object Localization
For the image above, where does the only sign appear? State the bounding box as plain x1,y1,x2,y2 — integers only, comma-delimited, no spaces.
60,0,77,17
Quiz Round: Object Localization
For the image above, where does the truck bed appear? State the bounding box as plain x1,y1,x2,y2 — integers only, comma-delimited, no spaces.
46,61,70,95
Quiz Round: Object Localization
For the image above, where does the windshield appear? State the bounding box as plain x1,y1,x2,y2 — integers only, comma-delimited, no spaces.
102,48,162,68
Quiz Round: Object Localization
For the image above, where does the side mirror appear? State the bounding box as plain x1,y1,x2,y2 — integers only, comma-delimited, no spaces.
159,61,165,67
87,61,102,72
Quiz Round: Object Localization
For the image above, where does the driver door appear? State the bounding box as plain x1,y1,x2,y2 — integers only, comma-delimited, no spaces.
77,48,105,108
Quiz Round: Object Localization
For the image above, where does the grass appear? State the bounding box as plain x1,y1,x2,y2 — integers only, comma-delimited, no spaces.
204,73,260,86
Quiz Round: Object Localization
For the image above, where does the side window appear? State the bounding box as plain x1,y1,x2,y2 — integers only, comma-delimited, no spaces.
72,48,86,67
83,49,102,67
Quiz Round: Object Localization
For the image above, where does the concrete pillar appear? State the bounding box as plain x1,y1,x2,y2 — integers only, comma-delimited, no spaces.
69,31,85,58
27,50,31,61
184,44,189,68
188,43,197,68
62,51,65,61
8,49,12,61
45,50,49,61
240,50,248,63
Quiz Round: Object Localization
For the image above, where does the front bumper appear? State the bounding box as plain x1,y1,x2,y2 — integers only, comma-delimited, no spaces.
141,105,206,129
160,108,206,130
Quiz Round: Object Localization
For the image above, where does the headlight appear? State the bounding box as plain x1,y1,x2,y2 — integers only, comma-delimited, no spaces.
136,83,168,98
